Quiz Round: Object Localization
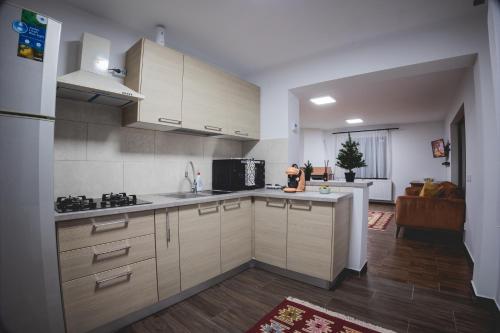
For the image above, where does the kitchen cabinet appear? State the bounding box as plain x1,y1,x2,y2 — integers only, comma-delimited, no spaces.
220,198,252,272
123,38,184,130
253,197,288,268
286,200,333,280
62,259,158,333
182,55,260,139
179,202,221,290
182,55,228,134
155,208,181,301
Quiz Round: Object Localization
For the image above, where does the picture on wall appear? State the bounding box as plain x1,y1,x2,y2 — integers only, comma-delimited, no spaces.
431,138,446,158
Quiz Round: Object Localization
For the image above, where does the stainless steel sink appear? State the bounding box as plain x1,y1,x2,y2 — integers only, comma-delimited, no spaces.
163,190,232,199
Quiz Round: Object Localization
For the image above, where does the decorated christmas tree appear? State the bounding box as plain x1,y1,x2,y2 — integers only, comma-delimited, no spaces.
336,134,366,181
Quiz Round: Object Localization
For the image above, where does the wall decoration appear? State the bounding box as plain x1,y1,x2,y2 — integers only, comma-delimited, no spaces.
431,138,446,158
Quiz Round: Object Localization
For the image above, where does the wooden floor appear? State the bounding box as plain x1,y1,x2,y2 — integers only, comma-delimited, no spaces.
122,203,499,333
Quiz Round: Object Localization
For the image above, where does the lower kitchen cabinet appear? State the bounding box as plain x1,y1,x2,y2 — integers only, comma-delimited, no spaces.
220,198,252,272
155,208,181,300
254,197,288,268
62,258,158,333
286,200,334,280
179,202,221,290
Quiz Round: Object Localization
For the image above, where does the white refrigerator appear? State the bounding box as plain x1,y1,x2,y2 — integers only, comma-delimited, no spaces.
0,2,64,332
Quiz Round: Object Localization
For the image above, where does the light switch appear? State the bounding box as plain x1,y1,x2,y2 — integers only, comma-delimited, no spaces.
466,175,472,183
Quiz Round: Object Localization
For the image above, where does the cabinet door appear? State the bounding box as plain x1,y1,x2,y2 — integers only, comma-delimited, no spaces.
179,202,221,290
139,39,183,126
155,208,180,300
182,55,227,134
254,197,287,268
287,200,333,281
225,77,260,139
221,198,252,272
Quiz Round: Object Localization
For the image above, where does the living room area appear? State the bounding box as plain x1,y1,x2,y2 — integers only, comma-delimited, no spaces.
292,54,499,331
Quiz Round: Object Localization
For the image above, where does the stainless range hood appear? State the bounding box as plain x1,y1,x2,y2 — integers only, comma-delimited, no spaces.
57,33,144,107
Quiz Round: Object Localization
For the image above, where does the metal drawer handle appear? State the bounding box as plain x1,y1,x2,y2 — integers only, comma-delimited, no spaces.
93,241,131,258
223,198,241,211
95,269,132,287
289,200,312,211
166,208,171,248
234,130,248,136
91,216,129,232
266,198,286,208
204,125,222,132
198,204,219,215
159,118,181,125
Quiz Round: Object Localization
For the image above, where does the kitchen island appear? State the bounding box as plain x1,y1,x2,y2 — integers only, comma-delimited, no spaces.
54,189,352,333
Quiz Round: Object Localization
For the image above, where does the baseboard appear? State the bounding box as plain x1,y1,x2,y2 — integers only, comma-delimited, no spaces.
463,240,475,265
470,280,500,312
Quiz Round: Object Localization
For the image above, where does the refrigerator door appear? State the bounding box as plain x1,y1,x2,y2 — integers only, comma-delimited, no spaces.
0,2,60,118
0,115,64,333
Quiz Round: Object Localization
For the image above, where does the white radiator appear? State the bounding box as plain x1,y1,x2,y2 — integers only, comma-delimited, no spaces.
358,179,393,201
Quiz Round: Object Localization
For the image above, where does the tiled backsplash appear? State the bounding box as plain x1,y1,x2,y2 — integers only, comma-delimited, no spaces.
54,98,243,198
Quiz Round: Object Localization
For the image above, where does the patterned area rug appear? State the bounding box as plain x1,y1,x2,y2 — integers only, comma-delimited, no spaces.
246,297,395,333
368,211,394,231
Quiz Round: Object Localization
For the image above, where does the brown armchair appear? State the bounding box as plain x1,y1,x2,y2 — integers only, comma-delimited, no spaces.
395,183,465,237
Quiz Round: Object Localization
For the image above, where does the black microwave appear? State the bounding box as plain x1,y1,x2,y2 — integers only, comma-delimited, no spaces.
212,159,265,191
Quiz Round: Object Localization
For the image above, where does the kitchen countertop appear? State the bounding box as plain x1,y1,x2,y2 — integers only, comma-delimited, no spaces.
54,189,352,222
306,180,373,188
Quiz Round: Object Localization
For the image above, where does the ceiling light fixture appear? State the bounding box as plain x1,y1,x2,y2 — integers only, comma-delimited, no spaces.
310,96,336,105
346,118,363,124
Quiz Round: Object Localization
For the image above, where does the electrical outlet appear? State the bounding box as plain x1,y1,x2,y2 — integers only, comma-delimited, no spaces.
466,175,472,183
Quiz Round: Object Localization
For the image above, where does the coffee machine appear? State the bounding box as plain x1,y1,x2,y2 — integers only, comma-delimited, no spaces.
284,164,305,193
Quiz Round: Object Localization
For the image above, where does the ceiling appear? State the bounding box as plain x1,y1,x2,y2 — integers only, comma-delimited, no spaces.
59,0,479,76
295,67,467,130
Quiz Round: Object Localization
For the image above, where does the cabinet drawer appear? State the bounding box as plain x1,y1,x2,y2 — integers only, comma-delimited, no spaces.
62,258,158,333
59,234,155,282
57,211,154,252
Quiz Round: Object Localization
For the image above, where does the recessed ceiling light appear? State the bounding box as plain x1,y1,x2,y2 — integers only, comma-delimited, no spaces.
346,118,363,124
310,96,336,105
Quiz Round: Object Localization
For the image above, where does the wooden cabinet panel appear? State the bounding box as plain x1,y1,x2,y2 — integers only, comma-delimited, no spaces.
59,234,155,282
179,202,221,290
57,211,154,252
254,197,287,268
220,198,252,272
123,39,183,130
225,76,260,139
286,200,333,280
62,258,158,333
331,198,350,280
182,55,228,134
155,208,181,300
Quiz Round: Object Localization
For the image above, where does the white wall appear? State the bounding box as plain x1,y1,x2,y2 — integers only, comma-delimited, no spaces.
391,122,447,197
301,122,447,199
287,92,300,165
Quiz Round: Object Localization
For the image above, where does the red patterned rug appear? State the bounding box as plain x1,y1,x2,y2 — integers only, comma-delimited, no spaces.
368,211,394,231
246,297,395,333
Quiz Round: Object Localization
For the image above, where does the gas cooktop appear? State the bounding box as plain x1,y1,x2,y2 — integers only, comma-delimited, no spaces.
55,192,151,213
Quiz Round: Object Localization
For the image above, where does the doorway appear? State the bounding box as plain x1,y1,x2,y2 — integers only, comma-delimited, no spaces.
451,105,466,191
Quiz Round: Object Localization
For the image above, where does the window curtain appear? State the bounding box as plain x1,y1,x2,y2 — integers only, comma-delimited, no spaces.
331,130,391,179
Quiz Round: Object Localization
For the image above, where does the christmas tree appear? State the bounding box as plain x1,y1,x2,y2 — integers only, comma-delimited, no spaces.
336,133,367,173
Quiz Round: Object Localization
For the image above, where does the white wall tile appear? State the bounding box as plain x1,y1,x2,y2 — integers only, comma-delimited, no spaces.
203,138,242,159
124,161,157,195
86,123,122,161
54,120,87,161
54,161,123,198
155,132,203,160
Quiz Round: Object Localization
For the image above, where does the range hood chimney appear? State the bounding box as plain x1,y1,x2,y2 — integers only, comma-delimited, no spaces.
57,33,144,107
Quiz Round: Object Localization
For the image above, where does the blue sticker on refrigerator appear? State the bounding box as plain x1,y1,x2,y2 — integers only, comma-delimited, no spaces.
12,9,47,62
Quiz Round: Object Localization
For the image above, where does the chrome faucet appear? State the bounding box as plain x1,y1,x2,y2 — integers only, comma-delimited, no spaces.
185,161,197,193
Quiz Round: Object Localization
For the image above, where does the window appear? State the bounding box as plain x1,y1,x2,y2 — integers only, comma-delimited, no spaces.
332,130,391,179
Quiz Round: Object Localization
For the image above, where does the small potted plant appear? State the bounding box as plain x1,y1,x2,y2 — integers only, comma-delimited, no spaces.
336,133,367,182
303,160,313,181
